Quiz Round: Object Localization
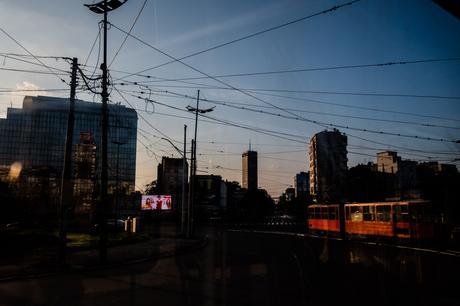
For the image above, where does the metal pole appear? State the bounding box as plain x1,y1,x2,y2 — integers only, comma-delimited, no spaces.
191,91,200,236
58,57,78,267
188,139,194,238
99,0,109,264
193,90,200,155
115,142,120,229
182,124,187,236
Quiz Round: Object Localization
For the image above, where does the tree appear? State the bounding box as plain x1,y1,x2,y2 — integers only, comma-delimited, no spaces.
144,180,159,195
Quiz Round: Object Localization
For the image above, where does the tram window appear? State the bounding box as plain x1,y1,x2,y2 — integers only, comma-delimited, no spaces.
321,207,329,219
328,206,337,220
376,205,391,222
346,207,351,220
351,206,363,222
395,205,409,222
363,205,375,221
308,208,315,219
313,208,320,219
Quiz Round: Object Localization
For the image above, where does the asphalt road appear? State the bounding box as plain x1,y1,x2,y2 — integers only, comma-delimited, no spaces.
0,225,459,306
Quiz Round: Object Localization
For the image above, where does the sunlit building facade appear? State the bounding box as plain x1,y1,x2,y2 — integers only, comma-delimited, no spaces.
0,96,137,212
309,129,348,203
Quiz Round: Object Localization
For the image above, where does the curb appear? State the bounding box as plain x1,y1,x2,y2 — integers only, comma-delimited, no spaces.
0,235,208,283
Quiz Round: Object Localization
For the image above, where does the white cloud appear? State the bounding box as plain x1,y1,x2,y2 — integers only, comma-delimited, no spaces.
15,81,44,96
0,82,45,117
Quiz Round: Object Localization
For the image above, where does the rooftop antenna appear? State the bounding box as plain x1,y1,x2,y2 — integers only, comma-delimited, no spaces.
249,139,252,151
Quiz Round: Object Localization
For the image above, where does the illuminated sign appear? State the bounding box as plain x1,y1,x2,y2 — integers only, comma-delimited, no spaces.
141,195,172,210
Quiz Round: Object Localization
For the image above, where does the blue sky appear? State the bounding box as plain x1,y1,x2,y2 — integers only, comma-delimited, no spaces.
0,0,459,196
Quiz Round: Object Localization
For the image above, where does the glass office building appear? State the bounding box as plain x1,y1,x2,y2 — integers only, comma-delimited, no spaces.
0,95,137,214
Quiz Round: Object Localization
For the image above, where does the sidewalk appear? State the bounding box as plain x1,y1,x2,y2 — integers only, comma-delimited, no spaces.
0,235,206,281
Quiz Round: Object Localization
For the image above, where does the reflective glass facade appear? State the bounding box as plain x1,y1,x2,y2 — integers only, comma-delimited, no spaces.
0,96,137,210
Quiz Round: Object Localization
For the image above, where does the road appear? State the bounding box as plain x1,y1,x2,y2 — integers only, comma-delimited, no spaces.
0,224,459,306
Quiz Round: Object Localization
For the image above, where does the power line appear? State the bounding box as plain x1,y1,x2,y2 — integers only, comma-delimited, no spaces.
245,90,460,123
0,88,69,93
0,53,70,73
117,89,309,143
120,87,460,130
84,22,102,66
110,22,336,136
348,144,457,156
116,81,460,122
133,57,460,84
120,80,460,107
118,89,460,158
0,27,69,84
109,0,148,67
113,0,361,81
195,139,457,160
346,133,459,156
121,86,458,143
200,98,459,143
0,67,68,75
246,87,460,101
113,86,180,144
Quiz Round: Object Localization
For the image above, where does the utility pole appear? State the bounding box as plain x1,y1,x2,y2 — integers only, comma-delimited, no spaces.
186,90,214,237
182,124,187,236
187,139,194,238
58,57,78,267
85,0,127,264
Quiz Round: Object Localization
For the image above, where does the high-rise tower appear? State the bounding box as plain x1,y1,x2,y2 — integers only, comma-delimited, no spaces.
242,144,258,190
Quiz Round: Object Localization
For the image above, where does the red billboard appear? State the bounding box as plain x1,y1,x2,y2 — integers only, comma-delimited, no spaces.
141,195,172,210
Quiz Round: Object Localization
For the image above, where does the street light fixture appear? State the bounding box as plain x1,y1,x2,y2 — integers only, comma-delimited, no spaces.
85,0,128,14
161,137,184,158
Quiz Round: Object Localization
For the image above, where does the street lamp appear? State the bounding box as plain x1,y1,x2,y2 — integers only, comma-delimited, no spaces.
186,90,214,237
161,125,188,236
85,0,127,264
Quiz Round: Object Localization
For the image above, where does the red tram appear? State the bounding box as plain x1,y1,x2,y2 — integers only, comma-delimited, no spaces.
307,200,434,240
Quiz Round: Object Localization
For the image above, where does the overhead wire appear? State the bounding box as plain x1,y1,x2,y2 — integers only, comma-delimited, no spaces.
116,88,459,160
0,53,70,73
0,27,69,85
119,86,460,130
113,86,180,144
109,0,148,67
109,22,335,133
115,80,460,123
132,57,460,88
117,89,308,143
117,83,458,143
113,0,361,81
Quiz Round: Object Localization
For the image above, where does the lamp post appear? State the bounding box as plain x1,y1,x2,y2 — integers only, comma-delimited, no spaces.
186,90,214,237
161,124,187,236
85,0,127,264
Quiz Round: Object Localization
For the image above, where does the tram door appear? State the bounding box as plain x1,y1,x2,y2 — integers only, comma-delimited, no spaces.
394,204,410,238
